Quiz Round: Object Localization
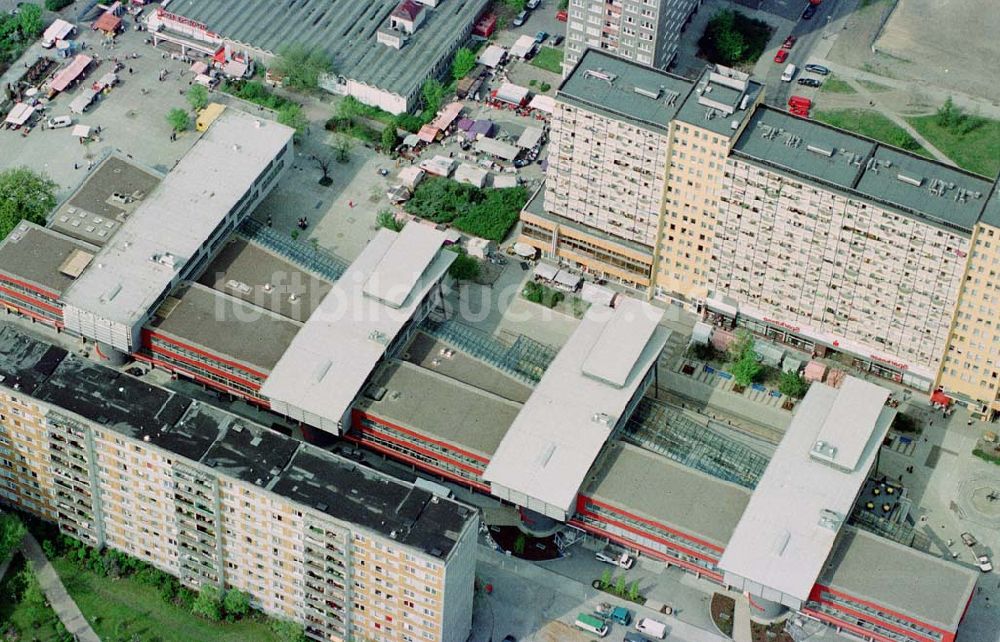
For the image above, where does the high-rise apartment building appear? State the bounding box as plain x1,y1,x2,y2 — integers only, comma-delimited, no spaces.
936,193,1000,418
563,0,702,75
524,50,1000,413
0,324,478,642
521,50,762,293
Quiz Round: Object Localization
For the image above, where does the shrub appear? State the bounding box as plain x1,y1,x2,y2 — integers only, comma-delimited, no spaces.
698,9,772,67
45,0,74,10
376,208,405,232
224,589,252,621
192,585,223,621
778,371,810,399
186,84,209,112
0,513,26,562
451,47,477,81
539,82,551,92
272,44,332,91
599,568,613,590
167,108,190,133
445,246,481,281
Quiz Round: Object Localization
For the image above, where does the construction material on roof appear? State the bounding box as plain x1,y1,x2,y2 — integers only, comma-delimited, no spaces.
419,155,456,177
475,138,519,161
510,35,536,58
478,44,506,68
496,82,530,106
516,126,543,149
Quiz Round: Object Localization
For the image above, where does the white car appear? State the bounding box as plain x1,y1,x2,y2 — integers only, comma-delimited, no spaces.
635,617,668,639
46,115,73,129
596,549,635,569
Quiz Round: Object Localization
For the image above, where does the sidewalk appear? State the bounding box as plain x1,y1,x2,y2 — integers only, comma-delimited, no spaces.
20,533,101,642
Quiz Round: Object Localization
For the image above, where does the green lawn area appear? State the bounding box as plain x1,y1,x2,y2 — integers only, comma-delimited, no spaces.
0,554,69,641
813,109,930,158
907,114,1000,177
51,557,283,642
819,75,856,94
530,46,564,74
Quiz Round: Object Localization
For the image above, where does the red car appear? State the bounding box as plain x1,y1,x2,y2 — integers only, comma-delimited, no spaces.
809,0,822,4
788,95,813,109
774,49,789,64
782,35,797,49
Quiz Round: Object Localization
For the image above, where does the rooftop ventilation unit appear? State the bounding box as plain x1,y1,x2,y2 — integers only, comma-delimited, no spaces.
807,144,834,157
731,120,740,130
633,86,661,99
369,330,388,345
664,90,680,106
818,509,843,531
584,69,616,84
739,95,750,111
896,173,923,187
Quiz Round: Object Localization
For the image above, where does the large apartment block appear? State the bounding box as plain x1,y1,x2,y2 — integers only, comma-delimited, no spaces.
563,0,701,75
522,50,763,293
524,49,1000,414
0,324,478,642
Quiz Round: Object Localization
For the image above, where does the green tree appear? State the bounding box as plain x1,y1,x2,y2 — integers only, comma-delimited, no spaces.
936,97,961,128
223,589,251,621
446,246,481,281
18,567,51,629
45,0,75,10
277,103,308,136
778,371,809,398
600,568,613,590
420,78,445,121
727,331,761,387
0,512,26,561
270,619,309,642
17,4,44,39
727,330,755,364
332,135,353,163
614,575,627,597
505,0,527,10
513,533,526,555
191,585,223,621
380,124,397,152
628,581,641,602
167,108,190,132
0,167,56,239
273,44,333,91
186,84,209,112
376,208,405,232
451,47,477,81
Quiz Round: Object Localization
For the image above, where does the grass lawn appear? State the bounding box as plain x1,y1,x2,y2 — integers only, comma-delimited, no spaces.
907,114,1000,177
857,79,891,93
531,46,563,74
819,75,856,94
51,557,283,642
813,109,930,158
0,553,69,641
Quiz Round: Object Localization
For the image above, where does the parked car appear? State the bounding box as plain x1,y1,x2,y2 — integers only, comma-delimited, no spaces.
802,4,818,19
535,31,549,43
556,9,568,22
973,544,993,572
526,0,541,8
596,548,636,569
797,78,822,87
804,63,830,75
635,617,668,640
46,115,73,129
624,634,653,642
774,49,789,64
502,636,517,642
961,532,978,547
552,34,564,46
782,35,797,49
513,10,528,26
809,0,823,4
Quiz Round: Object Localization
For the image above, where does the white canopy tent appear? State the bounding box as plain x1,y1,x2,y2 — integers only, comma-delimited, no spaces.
554,270,582,291
478,44,506,68
513,242,537,258
4,103,34,126
71,124,91,138
528,94,555,113
510,35,536,58
475,138,519,161
516,126,543,149
534,263,559,281
495,82,530,106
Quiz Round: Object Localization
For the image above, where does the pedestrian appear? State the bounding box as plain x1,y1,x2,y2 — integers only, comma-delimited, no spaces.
73,162,78,170
128,67,133,74
968,420,973,426
266,216,272,227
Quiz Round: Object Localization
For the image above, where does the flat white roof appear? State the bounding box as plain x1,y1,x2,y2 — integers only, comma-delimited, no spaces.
483,298,668,515
582,298,661,388
719,377,894,603
62,109,292,330
260,226,454,430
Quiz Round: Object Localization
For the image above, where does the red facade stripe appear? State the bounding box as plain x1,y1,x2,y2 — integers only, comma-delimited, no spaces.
578,493,726,554
1,302,60,327
146,343,263,390
142,329,269,379
0,274,60,300
350,422,486,476
140,354,270,409
353,410,491,465
0,285,62,314
568,518,724,583
813,583,951,641
343,433,491,493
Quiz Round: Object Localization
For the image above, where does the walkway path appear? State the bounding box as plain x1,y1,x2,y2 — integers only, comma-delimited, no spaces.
20,533,101,642
732,593,752,642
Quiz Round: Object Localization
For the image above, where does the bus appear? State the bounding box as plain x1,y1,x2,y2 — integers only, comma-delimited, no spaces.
575,613,609,637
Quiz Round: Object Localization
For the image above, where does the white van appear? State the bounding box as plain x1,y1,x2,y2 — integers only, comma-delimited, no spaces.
575,613,609,637
46,115,73,129
781,63,797,83
635,617,668,639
